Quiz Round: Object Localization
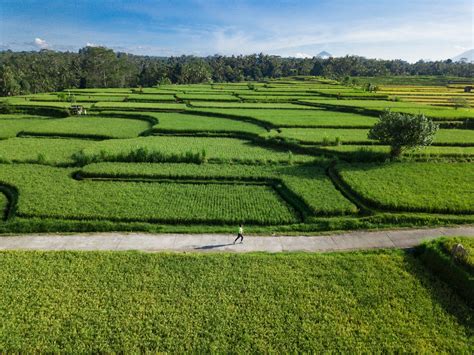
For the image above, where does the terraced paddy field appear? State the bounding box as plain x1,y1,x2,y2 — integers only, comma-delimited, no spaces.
274,128,474,146
2,76,473,352
0,76,474,233
300,99,474,120
335,162,474,214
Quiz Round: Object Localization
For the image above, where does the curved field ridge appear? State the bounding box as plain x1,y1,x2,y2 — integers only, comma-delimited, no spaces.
0,190,8,220
189,108,378,128
81,136,316,164
300,99,474,120
20,116,150,139
80,162,358,216
337,162,474,214
0,165,298,225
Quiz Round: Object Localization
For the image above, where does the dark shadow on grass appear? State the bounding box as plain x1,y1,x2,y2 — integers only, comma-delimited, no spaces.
194,243,235,250
404,250,474,330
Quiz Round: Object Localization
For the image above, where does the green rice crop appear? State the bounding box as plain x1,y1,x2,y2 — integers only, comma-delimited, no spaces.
240,95,319,102
141,88,178,94
318,144,474,157
0,192,7,218
73,95,127,102
417,237,474,307
275,128,474,146
27,94,127,102
300,99,474,120
81,136,315,164
93,101,186,111
0,251,471,352
21,116,150,139
176,93,240,102
239,91,316,96
337,162,474,213
4,98,93,109
0,164,298,224
353,75,473,86
67,88,133,93
127,94,177,102
440,237,474,270
0,118,50,138
0,114,51,120
81,162,357,216
0,138,97,164
188,102,316,109
434,129,474,145
150,112,266,135
189,108,377,128
273,128,371,144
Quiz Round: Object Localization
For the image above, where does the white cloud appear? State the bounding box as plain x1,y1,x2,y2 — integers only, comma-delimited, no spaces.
86,42,100,47
34,37,49,49
294,52,313,59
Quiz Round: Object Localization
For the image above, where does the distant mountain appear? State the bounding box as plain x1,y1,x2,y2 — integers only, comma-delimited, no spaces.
317,51,332,59
452,49,473,63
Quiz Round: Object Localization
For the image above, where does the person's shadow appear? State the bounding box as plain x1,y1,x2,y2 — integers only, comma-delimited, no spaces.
194,243,235,250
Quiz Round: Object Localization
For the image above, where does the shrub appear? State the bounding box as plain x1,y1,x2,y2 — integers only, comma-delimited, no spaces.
448,97,470,110
417,237,474,307
0,101,16,114
368,110,439,158
72,147,207,166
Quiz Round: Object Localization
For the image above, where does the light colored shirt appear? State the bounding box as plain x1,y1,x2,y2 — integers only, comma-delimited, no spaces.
239,227,243,234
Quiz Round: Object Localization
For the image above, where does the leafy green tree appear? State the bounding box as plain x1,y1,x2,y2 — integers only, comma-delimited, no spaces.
368,110,439,158
0,65,21,96
79,46,132,88
179,58,212,84
448,97,470,110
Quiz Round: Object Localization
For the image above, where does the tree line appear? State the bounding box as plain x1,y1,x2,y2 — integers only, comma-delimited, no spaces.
0,46,472,96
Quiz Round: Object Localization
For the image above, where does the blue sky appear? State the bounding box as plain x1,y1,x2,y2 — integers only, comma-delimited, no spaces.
0,0,472,61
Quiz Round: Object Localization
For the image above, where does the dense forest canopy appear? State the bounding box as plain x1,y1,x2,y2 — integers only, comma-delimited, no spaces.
0,46,472,96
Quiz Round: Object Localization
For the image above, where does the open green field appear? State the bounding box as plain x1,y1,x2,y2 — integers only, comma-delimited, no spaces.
0,250,471,352
0,138,95,164
336,162,474,213
1,77,474,233
0,118,49,138
319,144,474,158
93,101,187,111
274,128,474,146
20,116,150,139
79,136,315,164
79,162,358,216
300,99,474,120
0,164,299,224
188,102,317,109
190,108,378,127
148,112,266,135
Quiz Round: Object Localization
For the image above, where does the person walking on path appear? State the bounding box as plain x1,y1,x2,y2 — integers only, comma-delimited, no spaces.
234,224,244,244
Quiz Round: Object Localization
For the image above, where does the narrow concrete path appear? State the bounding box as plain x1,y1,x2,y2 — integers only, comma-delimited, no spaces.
1,226,473,253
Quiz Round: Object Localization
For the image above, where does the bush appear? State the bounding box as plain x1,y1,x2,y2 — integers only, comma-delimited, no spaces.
417,237,474,307
448,97,470,110
72,147,207,166
368,110,439,157
0,101,16,114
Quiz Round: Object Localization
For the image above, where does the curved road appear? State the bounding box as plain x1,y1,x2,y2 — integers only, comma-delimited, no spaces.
1,226,473,253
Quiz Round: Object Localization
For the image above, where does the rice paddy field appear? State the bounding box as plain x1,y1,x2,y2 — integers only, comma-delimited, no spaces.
1,76,473,232
1,250,472,352
1,76,474,352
